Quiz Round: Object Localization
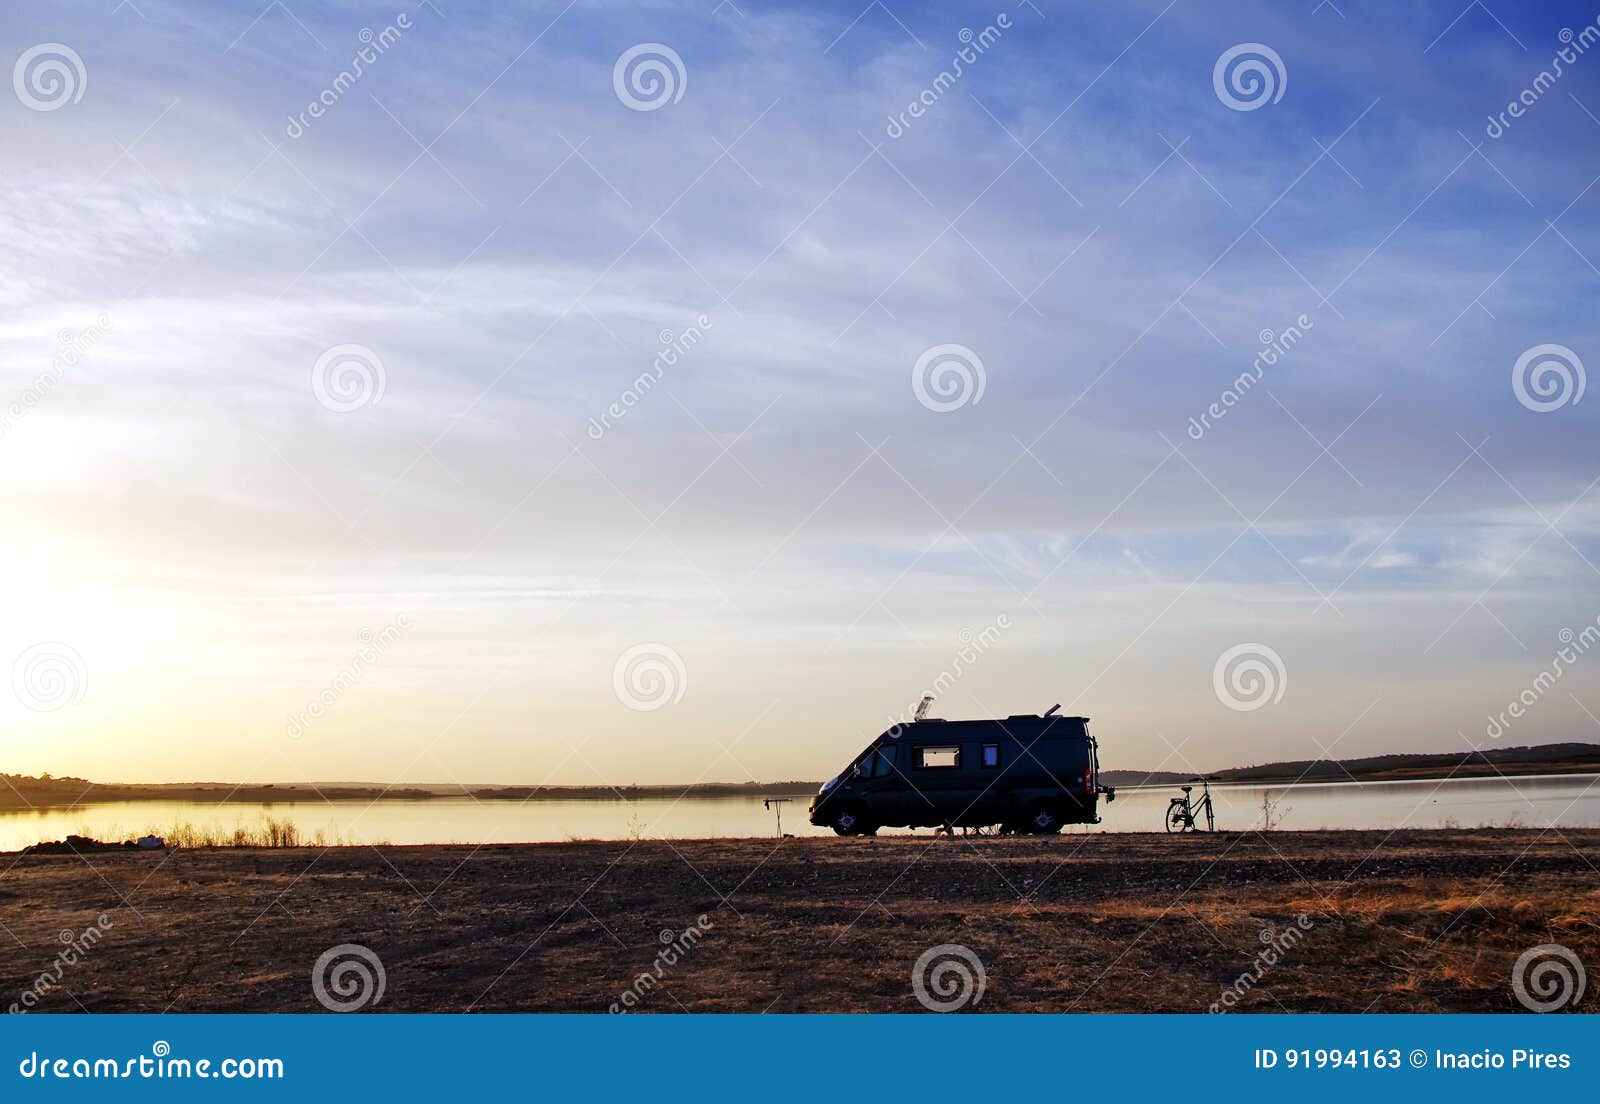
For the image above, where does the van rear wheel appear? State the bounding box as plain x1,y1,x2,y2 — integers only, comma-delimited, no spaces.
1025,804,1063,834
830,805,874,837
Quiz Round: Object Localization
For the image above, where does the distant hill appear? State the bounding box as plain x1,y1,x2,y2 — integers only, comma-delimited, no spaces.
0,776,438,809
0,775,820,809
5,744,1598,808
1208,742,1600,785
1100,769,1193,788
1102,743,1600,789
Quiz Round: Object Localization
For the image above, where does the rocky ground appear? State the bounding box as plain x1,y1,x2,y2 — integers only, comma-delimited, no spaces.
2,829,1596,1012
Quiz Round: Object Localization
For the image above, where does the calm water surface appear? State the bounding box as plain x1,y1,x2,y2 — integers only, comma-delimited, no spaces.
3,773,1597,851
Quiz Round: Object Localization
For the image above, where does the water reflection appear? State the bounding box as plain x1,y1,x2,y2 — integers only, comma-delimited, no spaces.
2,773,1596,851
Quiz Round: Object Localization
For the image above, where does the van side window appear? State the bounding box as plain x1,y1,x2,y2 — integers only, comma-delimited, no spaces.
981,743,1000,768
914,745,961,769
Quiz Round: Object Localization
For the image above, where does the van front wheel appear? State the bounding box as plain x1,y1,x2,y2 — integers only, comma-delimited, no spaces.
830,805,875,837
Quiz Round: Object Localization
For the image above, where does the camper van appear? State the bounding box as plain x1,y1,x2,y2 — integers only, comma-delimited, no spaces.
808,708,1112,835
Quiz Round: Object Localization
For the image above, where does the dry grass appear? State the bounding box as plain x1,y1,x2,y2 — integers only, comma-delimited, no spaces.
148,817,307,849
63,816,387,849
1,829,1596,1013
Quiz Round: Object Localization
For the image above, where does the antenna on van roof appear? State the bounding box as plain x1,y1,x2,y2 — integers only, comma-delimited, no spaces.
914,694,934,722
1043,703,1061,717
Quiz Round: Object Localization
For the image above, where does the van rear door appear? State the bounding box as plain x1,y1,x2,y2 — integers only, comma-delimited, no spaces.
1088,733,1113,802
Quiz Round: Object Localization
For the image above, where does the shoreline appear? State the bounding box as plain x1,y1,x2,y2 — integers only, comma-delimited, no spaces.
9,755,1600,809
4,829,1596,1012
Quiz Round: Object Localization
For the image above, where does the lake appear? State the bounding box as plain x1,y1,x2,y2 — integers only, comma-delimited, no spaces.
3,772,1598,851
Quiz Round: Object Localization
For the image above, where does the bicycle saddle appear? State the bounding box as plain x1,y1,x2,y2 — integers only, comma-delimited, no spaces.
1180,785,1192,792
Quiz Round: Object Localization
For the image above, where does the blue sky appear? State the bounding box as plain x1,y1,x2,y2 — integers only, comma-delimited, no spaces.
2,0,1598,784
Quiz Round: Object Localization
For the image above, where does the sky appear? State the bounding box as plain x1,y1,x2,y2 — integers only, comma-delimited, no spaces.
2,0,1598,786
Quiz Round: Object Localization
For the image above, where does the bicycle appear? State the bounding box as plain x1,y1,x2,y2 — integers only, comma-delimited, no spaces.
1165,778,1216,832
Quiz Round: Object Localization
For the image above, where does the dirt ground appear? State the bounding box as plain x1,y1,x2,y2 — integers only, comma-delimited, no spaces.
2,829,1597,1013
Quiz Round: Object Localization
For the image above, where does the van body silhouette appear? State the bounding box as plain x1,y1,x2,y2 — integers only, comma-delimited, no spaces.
808,712,1110,835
